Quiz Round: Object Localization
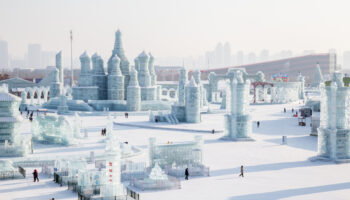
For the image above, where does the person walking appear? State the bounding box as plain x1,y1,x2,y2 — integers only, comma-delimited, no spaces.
32,169,39,182
292,108,294,113
257,121,260,128
284,108,286,113
239,165,244,177
185,168,189,180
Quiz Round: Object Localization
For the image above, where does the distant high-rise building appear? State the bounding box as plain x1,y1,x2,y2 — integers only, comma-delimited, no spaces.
247,52,256,64
223,42,231,67
41,51,55,68
259,49,269,62
236,51,244,65
343,51,350,69
215,43,224,67
0,40,8,68
28,44,41,68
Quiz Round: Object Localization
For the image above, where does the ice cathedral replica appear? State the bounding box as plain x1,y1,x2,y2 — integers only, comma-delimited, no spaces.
71,30,167,111
44,30,170,112
312,71,350,163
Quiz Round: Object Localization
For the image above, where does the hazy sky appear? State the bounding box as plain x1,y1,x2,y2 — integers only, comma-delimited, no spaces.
1,0,350,66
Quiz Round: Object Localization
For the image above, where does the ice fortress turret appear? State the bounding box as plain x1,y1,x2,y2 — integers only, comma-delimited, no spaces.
312,72,350,163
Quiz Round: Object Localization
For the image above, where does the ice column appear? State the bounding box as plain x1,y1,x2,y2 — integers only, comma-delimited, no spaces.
185,77,200,123
127,68,141,111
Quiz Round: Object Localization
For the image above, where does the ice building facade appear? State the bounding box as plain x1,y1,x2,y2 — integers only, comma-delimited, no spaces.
314,72,350,163
0,84,32,157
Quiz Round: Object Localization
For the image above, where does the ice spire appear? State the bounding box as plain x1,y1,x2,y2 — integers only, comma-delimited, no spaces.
109,55,121,75
311,63,324,88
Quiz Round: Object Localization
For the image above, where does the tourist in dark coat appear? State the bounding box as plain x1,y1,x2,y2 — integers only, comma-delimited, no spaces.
185,168,189,180
239,165,244,177
32,169,39,182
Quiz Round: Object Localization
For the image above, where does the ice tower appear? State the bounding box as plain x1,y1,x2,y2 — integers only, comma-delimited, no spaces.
185,77,201,123
72,52,99,101
108,30,130,99
50,68,61,98
314,72,350,163
92,53,107,100
222,69,252,141
108,55,124,100
127,68,141,111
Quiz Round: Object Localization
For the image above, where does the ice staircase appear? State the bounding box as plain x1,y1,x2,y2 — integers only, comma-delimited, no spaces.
165,114,179,124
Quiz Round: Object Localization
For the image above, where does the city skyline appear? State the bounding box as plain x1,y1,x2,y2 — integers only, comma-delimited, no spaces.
1,0,350,68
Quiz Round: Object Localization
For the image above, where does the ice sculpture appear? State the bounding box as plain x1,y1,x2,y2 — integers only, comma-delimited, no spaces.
0,84,32,157
185,77,201,123
148,163,168,180
127,67,141,111
312,72,350,162
311,63,324,88
46,30,172,112
0,160,23,179
32,114,76,145
72,112,82,138
101,123,125,197
222,69,253,141
169,69,201,123
149,136,203,168
130,161,181,191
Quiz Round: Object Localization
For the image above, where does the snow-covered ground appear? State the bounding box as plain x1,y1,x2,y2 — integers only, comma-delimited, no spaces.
1,103,350,200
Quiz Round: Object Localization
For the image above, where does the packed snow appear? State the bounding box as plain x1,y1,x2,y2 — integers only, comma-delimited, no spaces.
0,103,350,200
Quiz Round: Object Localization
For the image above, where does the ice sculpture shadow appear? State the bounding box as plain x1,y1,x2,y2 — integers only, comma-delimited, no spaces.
228,182,350,200
211,160,329,177
264,135,317,152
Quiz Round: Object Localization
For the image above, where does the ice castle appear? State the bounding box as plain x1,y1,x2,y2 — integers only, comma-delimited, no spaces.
69,30,167,112
0,84,32,157
313,72,350,163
